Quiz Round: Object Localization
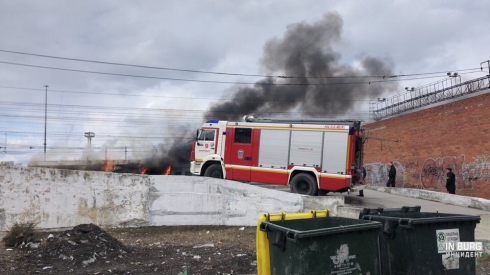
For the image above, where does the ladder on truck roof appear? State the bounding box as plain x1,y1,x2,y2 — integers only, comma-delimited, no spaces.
244,116,362,127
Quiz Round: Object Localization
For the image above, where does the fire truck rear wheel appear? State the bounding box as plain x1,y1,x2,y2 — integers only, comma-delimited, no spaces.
290,173,318,196
204,164,223,179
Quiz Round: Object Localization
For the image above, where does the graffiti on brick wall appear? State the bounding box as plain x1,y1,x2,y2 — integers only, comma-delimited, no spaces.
366,154,490,191
364,161,406,187
464,154,490,187
421,154,490,190
402,161,419,169
421,155,466,189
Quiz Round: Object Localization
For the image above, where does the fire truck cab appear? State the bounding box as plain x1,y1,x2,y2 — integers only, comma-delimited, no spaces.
190,117,364,196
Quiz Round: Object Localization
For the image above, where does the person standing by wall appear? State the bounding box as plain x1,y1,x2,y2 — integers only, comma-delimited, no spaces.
362,166,367,183
358,167,367,197
386,161,396,187
445,167,456,194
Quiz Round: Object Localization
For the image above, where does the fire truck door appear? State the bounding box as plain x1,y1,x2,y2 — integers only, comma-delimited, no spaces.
229,128,252,181
195,128,217,161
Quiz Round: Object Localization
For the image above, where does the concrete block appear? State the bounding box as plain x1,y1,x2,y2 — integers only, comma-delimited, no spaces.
336,206,363,219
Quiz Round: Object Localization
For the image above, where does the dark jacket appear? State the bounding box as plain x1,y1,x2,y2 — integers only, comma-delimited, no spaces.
446,172,456,190
388,165,396,179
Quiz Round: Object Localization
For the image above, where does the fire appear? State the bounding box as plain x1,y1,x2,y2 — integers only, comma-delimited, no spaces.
163,166,172,175
103,160,114,172
141,167,147,174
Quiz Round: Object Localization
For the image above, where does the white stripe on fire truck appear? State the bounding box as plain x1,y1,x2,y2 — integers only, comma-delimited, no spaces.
224,165,351,178
224,165,287,174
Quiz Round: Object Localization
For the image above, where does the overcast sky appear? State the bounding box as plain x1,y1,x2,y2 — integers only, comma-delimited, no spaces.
1,1,489,165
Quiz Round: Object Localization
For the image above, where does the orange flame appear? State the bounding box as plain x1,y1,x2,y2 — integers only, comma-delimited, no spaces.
163,166,172,175
103,160,114,172
141,167,147,174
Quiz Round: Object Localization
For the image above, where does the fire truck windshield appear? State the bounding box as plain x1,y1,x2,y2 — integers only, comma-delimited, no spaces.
198,129,215,141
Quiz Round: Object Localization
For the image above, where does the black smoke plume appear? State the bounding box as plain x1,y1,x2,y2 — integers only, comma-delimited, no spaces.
140,138,192,174
205,12,398,121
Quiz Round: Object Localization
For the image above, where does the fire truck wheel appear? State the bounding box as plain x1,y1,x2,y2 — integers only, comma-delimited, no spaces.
290,173,318,196
204,164,223,179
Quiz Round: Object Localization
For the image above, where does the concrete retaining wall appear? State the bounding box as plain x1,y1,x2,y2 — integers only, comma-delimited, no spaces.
0,165,149,231
369,186,490,211
0,165,343,231
148,176,343,226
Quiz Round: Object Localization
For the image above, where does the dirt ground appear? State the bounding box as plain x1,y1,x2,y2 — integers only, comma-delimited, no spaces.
0,225,257,275
1,224,490,275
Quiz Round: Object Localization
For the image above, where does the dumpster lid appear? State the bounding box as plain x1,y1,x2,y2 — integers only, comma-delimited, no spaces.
260,217,382,241
363,212,480,226
359,206,421,219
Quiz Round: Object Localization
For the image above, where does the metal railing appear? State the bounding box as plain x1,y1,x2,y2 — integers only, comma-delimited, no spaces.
371,76,490,121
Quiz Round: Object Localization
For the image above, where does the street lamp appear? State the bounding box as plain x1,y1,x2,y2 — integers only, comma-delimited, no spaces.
84,132,95,147
44,85,48,161
447,72,461,86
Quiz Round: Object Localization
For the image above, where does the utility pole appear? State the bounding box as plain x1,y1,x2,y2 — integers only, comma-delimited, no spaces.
44,85,48,161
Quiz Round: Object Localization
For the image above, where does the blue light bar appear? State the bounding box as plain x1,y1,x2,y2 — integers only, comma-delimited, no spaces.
206,120,219,124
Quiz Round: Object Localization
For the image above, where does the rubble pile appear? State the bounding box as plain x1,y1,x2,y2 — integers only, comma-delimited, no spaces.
42,223,131,267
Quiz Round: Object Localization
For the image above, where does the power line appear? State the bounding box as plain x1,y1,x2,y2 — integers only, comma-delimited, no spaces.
0,98,381,115
0,85,228,101
0,49,274,78
0,60,484,86
0,131,191,138
0,48,487,79
0,95,386,114
0,84,379,102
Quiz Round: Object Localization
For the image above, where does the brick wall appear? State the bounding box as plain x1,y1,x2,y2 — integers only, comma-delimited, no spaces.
363,92,490,199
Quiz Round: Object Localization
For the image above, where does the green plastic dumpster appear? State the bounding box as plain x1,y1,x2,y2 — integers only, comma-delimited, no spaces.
358,205,421,219
259,216,383,275
362,212,481,275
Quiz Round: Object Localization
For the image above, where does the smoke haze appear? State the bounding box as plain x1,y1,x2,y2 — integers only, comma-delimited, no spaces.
27,12,398,173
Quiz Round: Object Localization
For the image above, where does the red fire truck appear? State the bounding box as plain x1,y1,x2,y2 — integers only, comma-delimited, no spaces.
190,116,364,196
